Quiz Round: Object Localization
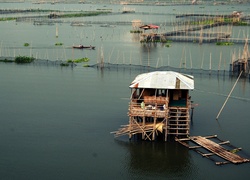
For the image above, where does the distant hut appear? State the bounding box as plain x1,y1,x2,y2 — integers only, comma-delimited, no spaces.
139,24,159,42
112,71,194,141
230,38,250,76
139,24,159,33
131,19,142,33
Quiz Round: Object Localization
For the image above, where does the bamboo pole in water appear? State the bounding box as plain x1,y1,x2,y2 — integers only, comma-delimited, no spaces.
56,24,58,38
180,46,185,68
109,47,114,64
147,46,150,67
30,42,32,57
0,41,2,57
184,47,187,69
156,58,159,68
209,52,211,74
189,49,192,69
168,54,170,67
130,51,132,65
218,51,222,71
216,70,243,120
123,52,125,64
201,51,204,70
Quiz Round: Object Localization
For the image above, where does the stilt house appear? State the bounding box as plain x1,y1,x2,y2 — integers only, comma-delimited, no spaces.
230,38,250,76
112,71,194,141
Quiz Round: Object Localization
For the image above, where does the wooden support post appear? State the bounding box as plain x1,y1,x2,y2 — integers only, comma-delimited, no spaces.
216,70,243,120
129,117,132,140
142,116,145,140
152,116,157,141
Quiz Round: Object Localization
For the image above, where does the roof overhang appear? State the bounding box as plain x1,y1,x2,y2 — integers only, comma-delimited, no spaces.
129,71,194,90
139,24,159,30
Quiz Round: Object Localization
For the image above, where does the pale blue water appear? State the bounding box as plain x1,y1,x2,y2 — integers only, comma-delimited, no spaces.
0,2,250,179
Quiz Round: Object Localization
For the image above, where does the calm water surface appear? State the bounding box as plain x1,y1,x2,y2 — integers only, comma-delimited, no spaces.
0,2,250,180
0,63,250,179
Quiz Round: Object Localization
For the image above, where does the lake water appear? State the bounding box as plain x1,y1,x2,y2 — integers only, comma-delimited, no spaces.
0,1,250,179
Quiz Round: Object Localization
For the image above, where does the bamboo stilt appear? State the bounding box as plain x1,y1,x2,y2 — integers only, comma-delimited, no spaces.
216,70,243,120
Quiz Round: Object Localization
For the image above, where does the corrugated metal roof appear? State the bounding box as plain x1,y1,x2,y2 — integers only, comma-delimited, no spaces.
129,71,194,89
139,24,159,30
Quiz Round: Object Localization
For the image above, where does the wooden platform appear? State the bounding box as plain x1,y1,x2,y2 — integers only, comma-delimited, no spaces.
176,135,250,165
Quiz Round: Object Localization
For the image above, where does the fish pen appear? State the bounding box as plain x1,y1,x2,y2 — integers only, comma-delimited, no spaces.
140,22,232,43
111,71,194,141
139,11,249,43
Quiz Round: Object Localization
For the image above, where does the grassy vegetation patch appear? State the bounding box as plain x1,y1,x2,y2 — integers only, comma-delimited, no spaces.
130,30,143,33
216,42,234,46
55,42,63,46
60,62,69,66
15,56,35,63
24,43,30,47
0,17,16,21
67,57,89,63
0,59,14,63
57,11,111,18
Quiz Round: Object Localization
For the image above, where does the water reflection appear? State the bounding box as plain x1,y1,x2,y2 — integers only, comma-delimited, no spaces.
115,139,196,179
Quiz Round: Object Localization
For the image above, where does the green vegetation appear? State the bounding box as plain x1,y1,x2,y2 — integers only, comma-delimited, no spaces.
230,148,240,153
61,57,90,67
66,60,73,63
189,18,248,26
130,30,143,33
60,62,69,66
140,39,172,43
165,40,172,47
1,10,111,21
24,43,30,47
83,64,90,67
1,57,34,63
15,56,34,63
96,9,112,11
74,57,89,63
0,59,14,63
224,18,248,25
233,21,248,26
55,42,63,46
67,57,89,63
57,11,111,18
14,56,35,63
0,17,16,21
216,42,234,46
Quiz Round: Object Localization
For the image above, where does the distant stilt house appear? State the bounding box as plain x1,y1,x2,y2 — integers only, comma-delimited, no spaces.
112,71,194,141
230,38,250,76
139,24,159,42
131,19,143,33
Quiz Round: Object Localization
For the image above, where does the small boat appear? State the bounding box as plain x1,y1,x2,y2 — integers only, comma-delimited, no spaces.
70,22,92,27
72,45,95,50
70,22,85,26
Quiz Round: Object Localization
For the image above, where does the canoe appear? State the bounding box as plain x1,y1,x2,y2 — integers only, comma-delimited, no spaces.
73,45,95,50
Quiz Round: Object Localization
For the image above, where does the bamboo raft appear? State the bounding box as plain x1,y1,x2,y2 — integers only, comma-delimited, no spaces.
176,135,250,165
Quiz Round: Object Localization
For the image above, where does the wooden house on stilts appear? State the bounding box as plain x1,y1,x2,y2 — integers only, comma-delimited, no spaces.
112,71,194,141
230,38,250,76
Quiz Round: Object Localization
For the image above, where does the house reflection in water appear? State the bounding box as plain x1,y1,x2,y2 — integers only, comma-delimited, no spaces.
114,140,192,177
